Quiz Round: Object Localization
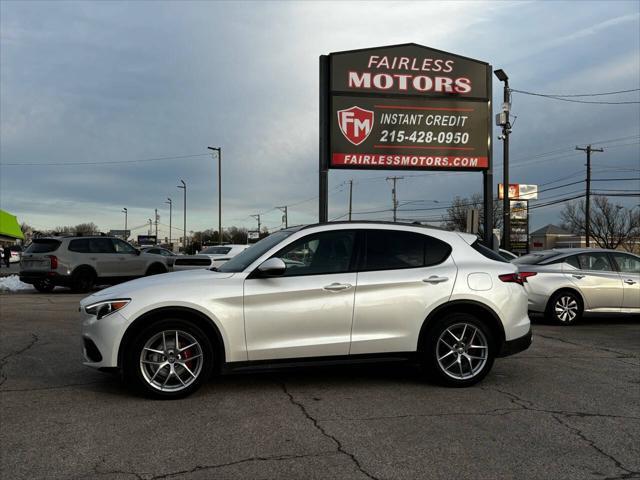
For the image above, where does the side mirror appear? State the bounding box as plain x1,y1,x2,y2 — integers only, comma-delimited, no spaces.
257,257,286,277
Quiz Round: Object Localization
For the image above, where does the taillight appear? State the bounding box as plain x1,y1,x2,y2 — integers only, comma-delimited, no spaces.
47,255,58,269
499,272,537,285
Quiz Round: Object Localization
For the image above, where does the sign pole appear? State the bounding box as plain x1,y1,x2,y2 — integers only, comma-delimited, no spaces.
483,64,494,248
319,55,329,223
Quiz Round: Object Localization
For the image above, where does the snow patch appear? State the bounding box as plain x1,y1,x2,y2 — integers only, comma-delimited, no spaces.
0,275,35,292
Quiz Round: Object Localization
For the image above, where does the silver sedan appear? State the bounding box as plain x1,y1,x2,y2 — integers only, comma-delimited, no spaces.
514,248,640,325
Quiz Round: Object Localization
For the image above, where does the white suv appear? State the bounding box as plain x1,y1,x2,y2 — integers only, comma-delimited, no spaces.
79,222,531,398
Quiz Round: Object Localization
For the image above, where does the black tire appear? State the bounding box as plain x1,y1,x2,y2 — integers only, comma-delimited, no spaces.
422,313,495,387
546,290,583,326
145,263,167,276
123,318,214,399
71,267,96,293
33,279,55,293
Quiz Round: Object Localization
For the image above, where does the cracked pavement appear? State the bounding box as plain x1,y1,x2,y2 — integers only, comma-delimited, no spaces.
1,292,638,479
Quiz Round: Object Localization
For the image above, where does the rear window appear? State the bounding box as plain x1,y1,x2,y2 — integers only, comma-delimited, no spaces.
201,246,231,255
25,239,61,253
471,240,508,263
513,251,560,265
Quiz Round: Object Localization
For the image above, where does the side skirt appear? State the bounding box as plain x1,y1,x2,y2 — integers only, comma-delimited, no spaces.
221,352,419,374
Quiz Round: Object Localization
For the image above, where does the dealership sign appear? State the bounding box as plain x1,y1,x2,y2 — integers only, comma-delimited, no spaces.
499,183,538,200
325,44,491,172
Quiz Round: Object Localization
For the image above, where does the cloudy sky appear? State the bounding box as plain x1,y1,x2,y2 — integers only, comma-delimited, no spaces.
1,0,638,240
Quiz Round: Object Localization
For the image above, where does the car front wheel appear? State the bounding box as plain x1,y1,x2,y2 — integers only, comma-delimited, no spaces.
124,319,214,399
423,313,495,387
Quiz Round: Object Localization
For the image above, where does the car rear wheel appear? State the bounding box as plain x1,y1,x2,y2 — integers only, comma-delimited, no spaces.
145,263,166,276
423,313,495,387
33,279,55,293
71,268,95,293
124,319,214,399
547,291,583,325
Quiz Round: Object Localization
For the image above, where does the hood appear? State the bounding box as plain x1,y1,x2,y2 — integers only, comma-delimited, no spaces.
81,269,234,305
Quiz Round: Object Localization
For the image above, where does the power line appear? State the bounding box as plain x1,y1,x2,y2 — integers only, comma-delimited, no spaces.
511,89,640,105
513,88,640,98
1,153,211,167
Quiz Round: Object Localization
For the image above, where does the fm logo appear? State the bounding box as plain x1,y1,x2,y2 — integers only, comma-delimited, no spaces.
337,106,374,146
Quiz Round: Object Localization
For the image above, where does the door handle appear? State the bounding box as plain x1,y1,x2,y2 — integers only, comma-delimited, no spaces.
624,279,637,285
422,276,449,284
323,283,352,292
572,275,585,279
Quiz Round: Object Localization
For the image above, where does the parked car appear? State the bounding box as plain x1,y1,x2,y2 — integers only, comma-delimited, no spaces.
79,221,531,399
499,249,518,261
514,248,640,325
1,245,22,263
173,244,249,271
140,246,177,269
20,236,170,293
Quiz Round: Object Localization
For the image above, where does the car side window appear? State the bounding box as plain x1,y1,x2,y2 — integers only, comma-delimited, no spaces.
90,238,115,254
611,253,640,274
275,230,355,277
578,252,613,271
112,239,137,254
68,239,90,253
363,230,426,271
564,255,580,270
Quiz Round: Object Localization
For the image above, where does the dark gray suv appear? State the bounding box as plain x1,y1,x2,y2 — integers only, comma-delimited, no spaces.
20,236,168,293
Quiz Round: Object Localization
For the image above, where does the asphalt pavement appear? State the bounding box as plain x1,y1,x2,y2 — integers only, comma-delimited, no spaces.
0,291,638,480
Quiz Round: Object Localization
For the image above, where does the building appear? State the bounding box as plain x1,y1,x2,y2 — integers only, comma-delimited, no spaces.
0,209,25,245
530,224,584,250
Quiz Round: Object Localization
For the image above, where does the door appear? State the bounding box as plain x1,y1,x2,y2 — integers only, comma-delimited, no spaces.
350,229,457,355
88,238,119,277
610,253,640,311
112,239,146,276
567,252,623,312
243,230,357,361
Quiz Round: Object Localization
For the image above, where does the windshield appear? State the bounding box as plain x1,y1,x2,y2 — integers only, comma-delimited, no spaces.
513,251,561,265
217,230,295,273
201,246,231,255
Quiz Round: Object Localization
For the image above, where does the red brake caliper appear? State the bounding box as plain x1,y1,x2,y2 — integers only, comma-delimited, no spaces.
179,337,194,370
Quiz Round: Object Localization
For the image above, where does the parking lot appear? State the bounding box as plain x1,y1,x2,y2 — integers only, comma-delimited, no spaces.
0,291,638,480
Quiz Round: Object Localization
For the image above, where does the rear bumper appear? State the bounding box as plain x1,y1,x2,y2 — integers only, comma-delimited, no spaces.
19,271,71,286
498,327,532,357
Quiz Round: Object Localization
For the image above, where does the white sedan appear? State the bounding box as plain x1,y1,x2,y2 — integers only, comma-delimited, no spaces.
79,222,531,398
172,244,249,271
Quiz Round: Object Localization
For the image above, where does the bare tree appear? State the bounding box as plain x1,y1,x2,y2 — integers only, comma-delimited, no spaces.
443,193,502,236
560,196,640,252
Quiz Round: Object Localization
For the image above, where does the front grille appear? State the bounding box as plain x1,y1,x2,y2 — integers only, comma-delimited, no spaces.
174,258,211,266
83,337,103,362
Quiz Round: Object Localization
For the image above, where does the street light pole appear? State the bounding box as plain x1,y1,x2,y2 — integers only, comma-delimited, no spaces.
348,179,353,221
494,68,511,251
122,208,127,240
177,180,186,251
276,206,288,228
165,198,172,247
208,146,222,245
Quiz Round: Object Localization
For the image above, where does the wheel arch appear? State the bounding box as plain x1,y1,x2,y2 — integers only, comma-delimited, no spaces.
71,264,98,278
417,300,506,352
145,262,168,275
117,306,226,372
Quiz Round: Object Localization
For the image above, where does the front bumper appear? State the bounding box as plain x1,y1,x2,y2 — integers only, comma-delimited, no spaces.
498,327,532,357
81,310,128,368
20,271,71,286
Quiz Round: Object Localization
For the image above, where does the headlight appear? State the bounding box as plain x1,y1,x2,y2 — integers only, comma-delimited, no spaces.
85,299,130,320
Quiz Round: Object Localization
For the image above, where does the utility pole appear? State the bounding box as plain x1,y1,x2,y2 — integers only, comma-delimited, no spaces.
276,206,288,228
250,214,261,235
148,218,153,236
165,198,172,247
154,208,158,243
122,208,127,240
494,69,511,251
576,145,603,247
207,146,223,244
386,176,404,222
177,179,187,251
348,179,353,221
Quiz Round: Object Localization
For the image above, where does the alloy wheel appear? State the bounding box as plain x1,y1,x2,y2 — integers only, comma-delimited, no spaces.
139,330,204,392
436,323,489,380
554,295,578,323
